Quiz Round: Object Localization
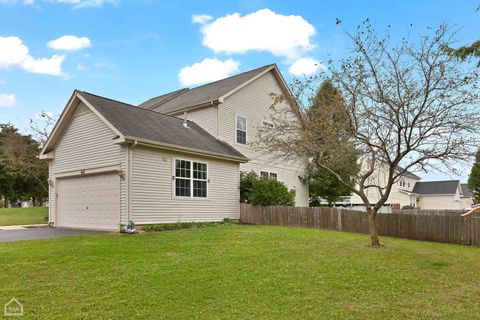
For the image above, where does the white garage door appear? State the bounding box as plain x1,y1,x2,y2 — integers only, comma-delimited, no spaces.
57,173,120,230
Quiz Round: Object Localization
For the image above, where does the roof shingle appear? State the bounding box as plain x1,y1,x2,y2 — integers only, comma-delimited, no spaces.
78,91,248,161
461,183,473,198
138,64,274,114
412,180,460,195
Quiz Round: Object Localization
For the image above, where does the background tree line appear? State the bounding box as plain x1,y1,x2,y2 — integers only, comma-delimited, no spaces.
0,112,55,207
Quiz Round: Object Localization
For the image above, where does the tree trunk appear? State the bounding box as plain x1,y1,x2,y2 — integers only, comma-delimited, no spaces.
4,195,10,208
367,208,381,246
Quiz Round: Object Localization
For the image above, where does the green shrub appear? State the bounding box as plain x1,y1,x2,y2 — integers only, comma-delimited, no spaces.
401,205,414,210
141,220,236,232
240,171,258,203
248,177,295,206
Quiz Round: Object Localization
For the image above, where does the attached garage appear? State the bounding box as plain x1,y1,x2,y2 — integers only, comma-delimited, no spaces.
40,90,248,230
56,173,121,230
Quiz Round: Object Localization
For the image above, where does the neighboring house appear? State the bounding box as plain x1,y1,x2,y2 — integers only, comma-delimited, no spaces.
413,180,465,210
349,163,421,210
460,183,474,209
348,162,470,210
39,64,309,230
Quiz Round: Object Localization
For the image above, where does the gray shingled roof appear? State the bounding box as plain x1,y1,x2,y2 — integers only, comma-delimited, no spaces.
412,180,460,195
395,164,421,180
78,91,248,161
461,183,473,198
138,88,189,110
138,64,274,114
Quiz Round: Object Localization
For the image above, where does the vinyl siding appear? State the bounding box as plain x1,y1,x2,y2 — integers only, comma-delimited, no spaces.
49,103,127,224
417,195,460,209
174,106,218,138
218,71,309,206
460,197,474,209
130,146,240,224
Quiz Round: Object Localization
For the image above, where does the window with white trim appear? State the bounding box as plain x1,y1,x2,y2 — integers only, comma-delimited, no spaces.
260,171,277,180
175,159,207,198
236,115,247,144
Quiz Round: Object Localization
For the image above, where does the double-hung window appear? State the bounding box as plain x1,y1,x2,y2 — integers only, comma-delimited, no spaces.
260,171,278,180
236,115,247,144
175,159,207,198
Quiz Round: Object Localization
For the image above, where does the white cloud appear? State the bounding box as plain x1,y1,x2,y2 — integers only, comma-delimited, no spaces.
0,93,16,108
22,55,64,75
0,36,29,67
0,36,64,76
47,35,91,51
288,57,324,76
178,58,239,86
198,9,316,60
192,14,213,25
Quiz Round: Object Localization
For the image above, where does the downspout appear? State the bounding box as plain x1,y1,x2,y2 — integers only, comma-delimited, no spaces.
127,140,138,223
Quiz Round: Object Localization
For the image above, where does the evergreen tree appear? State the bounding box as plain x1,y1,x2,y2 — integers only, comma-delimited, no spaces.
468,149,480,203
303,80,357,206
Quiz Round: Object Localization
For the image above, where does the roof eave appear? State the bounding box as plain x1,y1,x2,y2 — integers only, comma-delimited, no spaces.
39,91,79,157
40,91,127,157
123,136,249,163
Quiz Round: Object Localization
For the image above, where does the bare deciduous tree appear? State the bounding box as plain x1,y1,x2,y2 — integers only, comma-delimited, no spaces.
257,23,480,246
29,111,57,148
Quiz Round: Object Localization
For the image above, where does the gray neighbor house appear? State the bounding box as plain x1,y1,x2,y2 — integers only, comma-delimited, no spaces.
39,64,309,230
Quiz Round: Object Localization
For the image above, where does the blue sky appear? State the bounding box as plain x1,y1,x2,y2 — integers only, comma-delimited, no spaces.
0,0,478,181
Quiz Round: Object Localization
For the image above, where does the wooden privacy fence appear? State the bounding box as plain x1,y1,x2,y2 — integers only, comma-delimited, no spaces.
240,204,480,246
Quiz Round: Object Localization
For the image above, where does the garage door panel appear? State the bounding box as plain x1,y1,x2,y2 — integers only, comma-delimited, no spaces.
57,173,120,230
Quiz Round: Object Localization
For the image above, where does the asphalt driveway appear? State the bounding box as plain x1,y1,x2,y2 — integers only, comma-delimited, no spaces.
0,227,108,242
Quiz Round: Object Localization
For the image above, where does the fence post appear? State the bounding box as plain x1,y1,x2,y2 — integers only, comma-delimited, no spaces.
337,209,342,231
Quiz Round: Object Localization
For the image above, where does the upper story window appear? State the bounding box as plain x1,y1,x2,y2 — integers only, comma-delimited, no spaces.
399,179,406,187
260,171,277,180
175,159,207,198
236,115,247,144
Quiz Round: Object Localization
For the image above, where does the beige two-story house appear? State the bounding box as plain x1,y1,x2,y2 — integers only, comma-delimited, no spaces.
39,64,308,230
138,64,309,206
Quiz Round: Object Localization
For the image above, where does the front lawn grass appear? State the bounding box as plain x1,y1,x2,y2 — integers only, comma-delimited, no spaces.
0,207,48,226
0,225,479,319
